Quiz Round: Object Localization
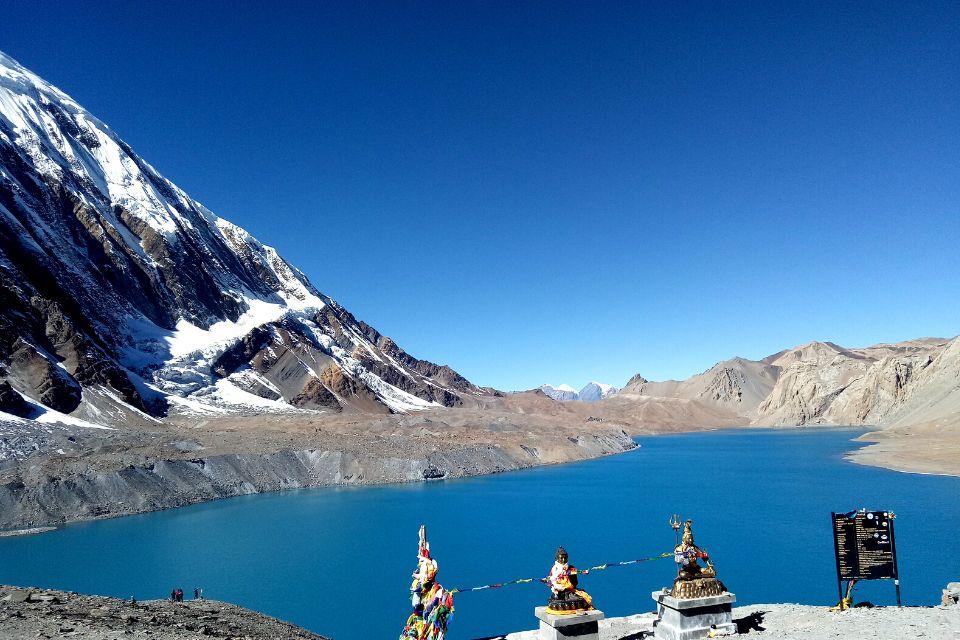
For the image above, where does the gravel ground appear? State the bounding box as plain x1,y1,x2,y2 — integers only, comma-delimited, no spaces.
3,585,958,640
0,586,326,639
499,604,960,640
729,604,960,640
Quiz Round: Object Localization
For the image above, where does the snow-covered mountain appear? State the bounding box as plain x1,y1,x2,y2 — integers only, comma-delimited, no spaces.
577,381,619,402
539,382,619,402
539,384,579,401
0,51,478,424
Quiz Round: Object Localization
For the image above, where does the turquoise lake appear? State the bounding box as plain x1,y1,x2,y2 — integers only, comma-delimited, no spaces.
1,428,958,640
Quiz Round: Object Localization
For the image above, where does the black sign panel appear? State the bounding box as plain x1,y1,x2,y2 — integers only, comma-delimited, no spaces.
832,511,898,581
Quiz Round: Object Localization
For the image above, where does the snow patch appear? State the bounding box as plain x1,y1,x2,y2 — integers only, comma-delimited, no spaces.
211,378,304,412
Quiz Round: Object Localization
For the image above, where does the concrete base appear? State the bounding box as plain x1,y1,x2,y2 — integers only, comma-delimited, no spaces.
651,589,736,640
535,607,605,640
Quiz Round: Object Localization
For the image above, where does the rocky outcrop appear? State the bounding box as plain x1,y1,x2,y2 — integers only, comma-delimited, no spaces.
944,582,960,606
7,338,82,413
621,357,780,417
757,342,885,424
624,374,649,387
755,338,955,426
877,338,960,427
0,381,29,418
291,375,345,411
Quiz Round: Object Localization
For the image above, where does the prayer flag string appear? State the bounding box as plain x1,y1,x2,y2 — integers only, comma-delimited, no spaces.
446,551,672,594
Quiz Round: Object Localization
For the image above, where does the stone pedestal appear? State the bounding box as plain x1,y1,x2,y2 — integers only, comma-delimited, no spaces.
535,607,604,640
651,589,736,640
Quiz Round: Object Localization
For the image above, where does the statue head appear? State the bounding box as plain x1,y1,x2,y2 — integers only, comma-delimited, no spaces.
682,520,694,545
555,546,569,564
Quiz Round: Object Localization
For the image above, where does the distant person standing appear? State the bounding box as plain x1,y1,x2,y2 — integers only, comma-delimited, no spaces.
194,587,202,600
170,589,177,602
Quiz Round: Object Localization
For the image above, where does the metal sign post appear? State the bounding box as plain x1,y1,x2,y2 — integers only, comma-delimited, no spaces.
831,510,901,608
889,512,902,607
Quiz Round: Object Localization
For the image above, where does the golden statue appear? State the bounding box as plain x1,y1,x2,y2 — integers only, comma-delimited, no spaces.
543,546,594,614
671,520,726,599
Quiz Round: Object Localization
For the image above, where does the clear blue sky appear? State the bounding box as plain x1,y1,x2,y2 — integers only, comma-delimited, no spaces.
3,1,958,391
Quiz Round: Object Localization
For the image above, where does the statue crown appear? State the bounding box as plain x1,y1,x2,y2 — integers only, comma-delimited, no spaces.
682,520,694,543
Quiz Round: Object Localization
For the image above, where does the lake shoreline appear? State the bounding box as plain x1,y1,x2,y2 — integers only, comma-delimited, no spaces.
648,422,960,479
4,420,955,538
847,426,960,478
0,426,638,536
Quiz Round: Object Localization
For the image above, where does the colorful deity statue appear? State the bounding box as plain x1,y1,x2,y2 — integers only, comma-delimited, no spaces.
543,546,594,614
671,520,726,599
400,525,454,640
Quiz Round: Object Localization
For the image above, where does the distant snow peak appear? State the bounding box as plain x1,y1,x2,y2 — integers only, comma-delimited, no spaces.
540,384,579,401
539,381,619,402
578,381,619,402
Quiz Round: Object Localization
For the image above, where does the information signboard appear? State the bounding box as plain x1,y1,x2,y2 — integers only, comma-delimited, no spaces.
831,510,901,606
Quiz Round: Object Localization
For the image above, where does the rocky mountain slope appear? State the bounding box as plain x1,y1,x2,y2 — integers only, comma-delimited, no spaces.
620,357,780,417
755,338,956,427
0,50,640,531
620,337,958,430
0,50,479,425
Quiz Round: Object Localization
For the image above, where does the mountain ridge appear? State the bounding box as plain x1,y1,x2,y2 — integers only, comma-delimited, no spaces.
619,336,958,429
0,50,478,424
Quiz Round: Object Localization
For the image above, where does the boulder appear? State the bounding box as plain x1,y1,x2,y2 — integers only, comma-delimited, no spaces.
943,581,960,606
4,589,31,603
0,381,31,418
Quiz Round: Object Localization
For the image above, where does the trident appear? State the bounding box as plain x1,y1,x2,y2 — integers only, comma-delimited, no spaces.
669,514,683,545
668,514,683,572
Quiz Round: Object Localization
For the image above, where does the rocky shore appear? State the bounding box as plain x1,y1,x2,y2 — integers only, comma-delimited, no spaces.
0,585,326,639
0,405,636,532
848,418,960,477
